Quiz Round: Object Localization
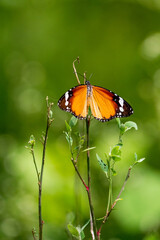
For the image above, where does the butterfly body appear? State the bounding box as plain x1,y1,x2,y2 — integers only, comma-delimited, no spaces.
58,81,133,122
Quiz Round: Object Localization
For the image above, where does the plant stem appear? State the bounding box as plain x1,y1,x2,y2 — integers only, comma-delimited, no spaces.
97,166,132,239
86,118,98,240
71,157,89,190
32,229,37,240
106,159,112,214
31,148,40,182
38,124,49,240
38,97,53,240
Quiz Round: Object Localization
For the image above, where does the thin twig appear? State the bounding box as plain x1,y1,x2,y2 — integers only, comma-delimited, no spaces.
73,57,81,85
71,157,89,191
31,148,40,182
97,166,132,239
38,96,53,240
32,229,37,240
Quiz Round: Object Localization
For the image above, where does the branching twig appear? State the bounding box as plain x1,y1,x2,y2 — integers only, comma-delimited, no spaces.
97,166,132,239
29,96,54,240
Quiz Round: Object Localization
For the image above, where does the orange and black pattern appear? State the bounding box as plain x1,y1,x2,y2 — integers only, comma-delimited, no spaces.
58,81,133,122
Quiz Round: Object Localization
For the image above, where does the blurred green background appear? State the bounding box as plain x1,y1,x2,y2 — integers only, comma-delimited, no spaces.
1,0,160,239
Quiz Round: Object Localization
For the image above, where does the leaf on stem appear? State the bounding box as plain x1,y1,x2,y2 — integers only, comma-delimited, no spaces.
69,116,78,128
81,219,90,231
111,168,117,176
96,154,108,174
83,146,96,152
67,223,85,240
65,120,71,132
124,121,138,132
116,118,138,136
64,131,73,146
110,145,122,162
132,153,145,167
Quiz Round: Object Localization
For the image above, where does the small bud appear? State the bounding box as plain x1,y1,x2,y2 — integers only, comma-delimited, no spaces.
49,110,53,119
28,135,35,147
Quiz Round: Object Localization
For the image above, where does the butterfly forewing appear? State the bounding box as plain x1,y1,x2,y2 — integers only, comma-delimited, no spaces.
58,85,88,119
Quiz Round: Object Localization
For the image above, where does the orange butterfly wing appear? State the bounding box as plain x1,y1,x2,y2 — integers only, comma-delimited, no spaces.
90,86,133,121
58,85,88,119
58,83,133,121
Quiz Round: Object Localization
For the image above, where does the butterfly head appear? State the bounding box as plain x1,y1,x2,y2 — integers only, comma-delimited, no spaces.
85,80,91,85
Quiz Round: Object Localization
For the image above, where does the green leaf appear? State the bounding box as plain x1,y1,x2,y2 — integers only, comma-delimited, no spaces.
67,224,85,240
96,217,105,221
78,135,85,148
80,230,85,239
110,145,121,161
111,168,117,176
111,155,121,161
67,224,80,239
111,145,121,156
69,116,78,128
132,154,145,167
134,152,138,161
136,158,145,163
81,219,90,231
82,147,96,152
64,132,73,146
96,154,108,173
116,142,123,147
124,121,138,132
65,120,71,132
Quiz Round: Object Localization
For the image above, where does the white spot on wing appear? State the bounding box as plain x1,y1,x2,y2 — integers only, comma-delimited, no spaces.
119,97,124,107
119,106,124,112
65,91,69,106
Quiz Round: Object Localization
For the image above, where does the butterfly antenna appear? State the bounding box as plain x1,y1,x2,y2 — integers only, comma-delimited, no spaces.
89,73,93,80
84,72,87,84
73,57,81,85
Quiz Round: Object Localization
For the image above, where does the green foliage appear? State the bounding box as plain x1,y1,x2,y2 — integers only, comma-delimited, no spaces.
116,118,138,142
97,119,139,179
96,153,108,175
132,153,145,168
69,116,78,128
110,145,122,162
67,223,85,240
64,117,85,160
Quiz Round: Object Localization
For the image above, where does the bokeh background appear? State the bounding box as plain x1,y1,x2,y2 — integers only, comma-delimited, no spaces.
1,0,160,239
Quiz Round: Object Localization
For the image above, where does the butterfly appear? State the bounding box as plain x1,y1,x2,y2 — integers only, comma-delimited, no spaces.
58,80,133,122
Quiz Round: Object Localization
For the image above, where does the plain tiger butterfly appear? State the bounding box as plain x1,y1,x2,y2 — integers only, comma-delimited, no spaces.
58,80,133,122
